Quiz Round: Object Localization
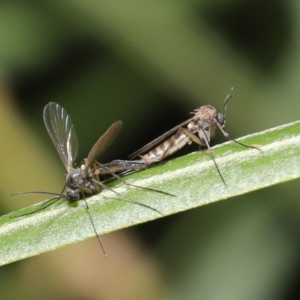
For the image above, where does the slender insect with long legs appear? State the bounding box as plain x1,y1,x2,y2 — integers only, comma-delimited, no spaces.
13,102,162,255
129,90,260,185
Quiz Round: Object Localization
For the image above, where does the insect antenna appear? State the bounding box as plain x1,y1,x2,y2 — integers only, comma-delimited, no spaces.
12,190,107,255
223,87,234,117
11,191,65,217
220,88,262,152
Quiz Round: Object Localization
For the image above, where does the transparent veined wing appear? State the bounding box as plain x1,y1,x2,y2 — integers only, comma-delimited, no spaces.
43,102,78,172
129,117,194,159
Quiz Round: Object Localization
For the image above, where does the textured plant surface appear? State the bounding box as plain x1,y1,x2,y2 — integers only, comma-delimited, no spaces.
1,120,300,266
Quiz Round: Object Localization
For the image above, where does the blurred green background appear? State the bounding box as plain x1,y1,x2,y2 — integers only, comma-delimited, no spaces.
1,0,300,299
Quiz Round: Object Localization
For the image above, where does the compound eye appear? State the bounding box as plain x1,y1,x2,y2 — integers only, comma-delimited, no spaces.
66,188,80,200
217,113,225,125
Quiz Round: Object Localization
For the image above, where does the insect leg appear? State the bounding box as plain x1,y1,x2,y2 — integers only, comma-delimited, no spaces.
92,178,163,216
215,121,262,152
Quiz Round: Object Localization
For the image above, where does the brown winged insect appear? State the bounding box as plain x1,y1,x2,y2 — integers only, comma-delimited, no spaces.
129,90,260,186
13,102,164,255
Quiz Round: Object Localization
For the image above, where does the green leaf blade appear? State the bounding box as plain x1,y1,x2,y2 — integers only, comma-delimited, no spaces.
1,120,300,266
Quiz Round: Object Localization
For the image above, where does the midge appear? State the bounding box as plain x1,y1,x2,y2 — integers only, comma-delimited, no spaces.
129,89,260,186
14,102,161,255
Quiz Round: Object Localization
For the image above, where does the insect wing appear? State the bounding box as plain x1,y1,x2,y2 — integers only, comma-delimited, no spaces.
129,117,194,159
43,102,78,172
85,121,122,170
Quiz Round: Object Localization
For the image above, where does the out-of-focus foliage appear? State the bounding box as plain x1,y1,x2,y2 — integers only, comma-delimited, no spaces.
0,0,300,299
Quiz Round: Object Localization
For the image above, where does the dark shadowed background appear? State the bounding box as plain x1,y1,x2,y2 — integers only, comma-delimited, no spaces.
1,1,300,299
